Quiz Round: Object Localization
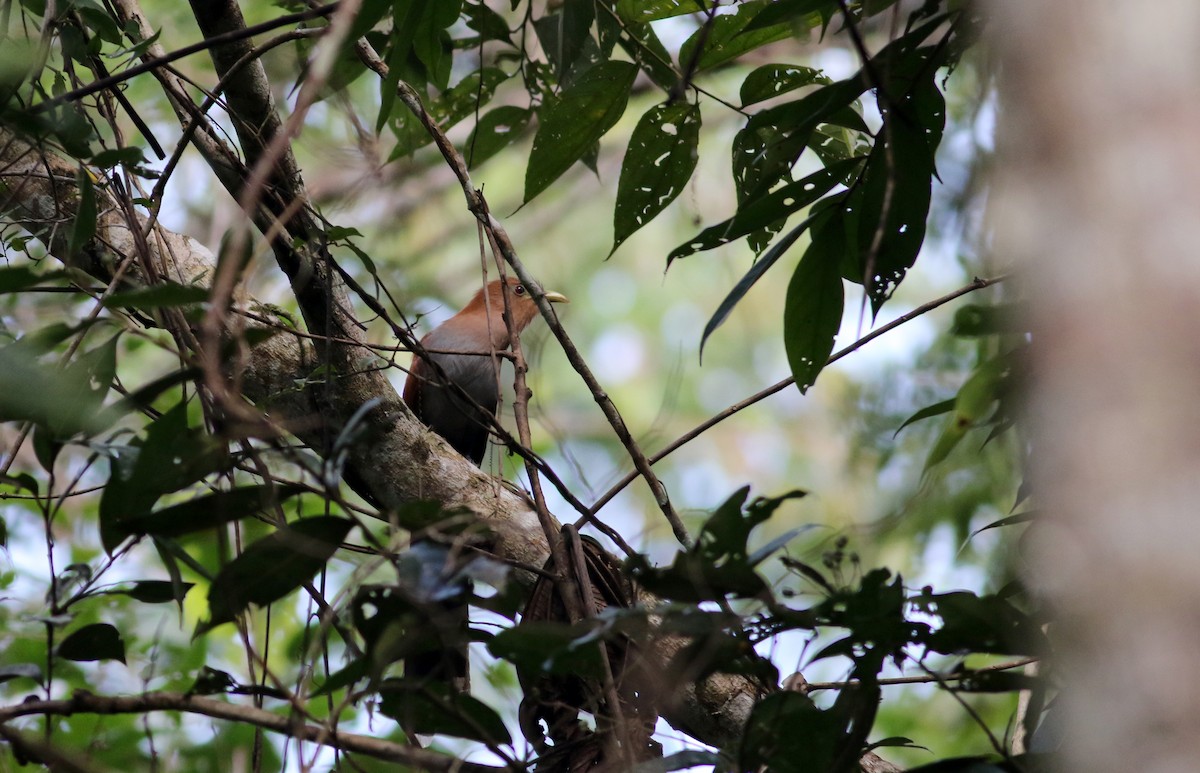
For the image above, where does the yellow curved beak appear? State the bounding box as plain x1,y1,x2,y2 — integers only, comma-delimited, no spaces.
544,291,569,304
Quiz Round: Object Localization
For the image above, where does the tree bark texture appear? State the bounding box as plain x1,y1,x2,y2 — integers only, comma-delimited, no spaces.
991,2,1200,771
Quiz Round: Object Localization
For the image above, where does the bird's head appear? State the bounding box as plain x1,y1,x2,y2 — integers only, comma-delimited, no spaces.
464,277,569,334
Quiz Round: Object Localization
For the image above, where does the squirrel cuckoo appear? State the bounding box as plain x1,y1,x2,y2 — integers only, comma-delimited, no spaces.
400,277,567,691
403,277,568,465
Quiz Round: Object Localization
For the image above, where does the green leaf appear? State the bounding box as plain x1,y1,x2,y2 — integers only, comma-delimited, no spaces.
0,663,42,685
616,0,704,22
89,146,144,168
740,692,841,772
524,61,638,203
612,102,701,254
111,580,196,604
107,485,305,547
465,105,531,168
58,622,126,664
671,157,858,263
740,63,827,107
463,1,513,44
99,401,229,553
0,266,59,293
488,621,605,679
744,0,837,32
379,680,512,744
388,67,509,158
68,167,97,260
783,218,845,393
951,303,1030,336
103,282,209,310
0,333,117,439
894,398,956,437
201,516,354,633
533,0,595,83
679,0,797,73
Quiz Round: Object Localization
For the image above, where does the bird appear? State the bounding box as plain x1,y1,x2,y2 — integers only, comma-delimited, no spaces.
402,276,568,465
399,277,568,693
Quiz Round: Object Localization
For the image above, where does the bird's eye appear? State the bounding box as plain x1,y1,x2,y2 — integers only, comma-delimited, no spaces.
514,284,526,295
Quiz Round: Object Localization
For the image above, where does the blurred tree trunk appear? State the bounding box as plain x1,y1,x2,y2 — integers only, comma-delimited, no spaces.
991,2,1200,771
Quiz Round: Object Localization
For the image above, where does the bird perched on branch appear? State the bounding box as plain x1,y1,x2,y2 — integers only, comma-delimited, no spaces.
399,277,567,692
402,276,569,465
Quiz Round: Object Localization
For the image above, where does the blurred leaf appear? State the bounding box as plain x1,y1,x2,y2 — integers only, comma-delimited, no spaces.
914,590,1047,656
525,61,637,203
612,102,701,254
784,216,845,393
739,692,841,772
103,282,208,310
58,622,125,664
99,401,229,553
111,579,196,604
0,266,62,293
68,167,97,260
108,484,305,547
0,333,117,438
633,750,722,772
379,680,511,744
465,105,531,168
488,621,605,679
744,0,837,31
952,303,1030,336
0,663,42,685
201,516,354,633
89,146,144,168
969,511,1036,540
894,398,955,437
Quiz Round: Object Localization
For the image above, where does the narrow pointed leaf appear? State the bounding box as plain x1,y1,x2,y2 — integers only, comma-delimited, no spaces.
783,219,845,393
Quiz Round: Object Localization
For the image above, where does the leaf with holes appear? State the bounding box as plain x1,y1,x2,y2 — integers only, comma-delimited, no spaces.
612,102,701,254
465,105,531,168
524,61,637,203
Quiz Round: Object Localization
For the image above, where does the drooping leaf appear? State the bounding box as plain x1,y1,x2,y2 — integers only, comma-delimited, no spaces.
0,333,117,439
612,102,701,254
99,401,229,553
67,166,97,260
670,159,858,264
465,105,531,168
894,398,956,437
379,680,512,745
58,622,126,664
533,0,596,83
112,579,196,604
201,516,354,633
783,217,845,393
524,61,638,203
106,484,305,549
103,282,209,310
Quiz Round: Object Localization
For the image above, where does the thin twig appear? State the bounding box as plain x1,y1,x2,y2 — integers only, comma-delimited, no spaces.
584,274,1007,517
